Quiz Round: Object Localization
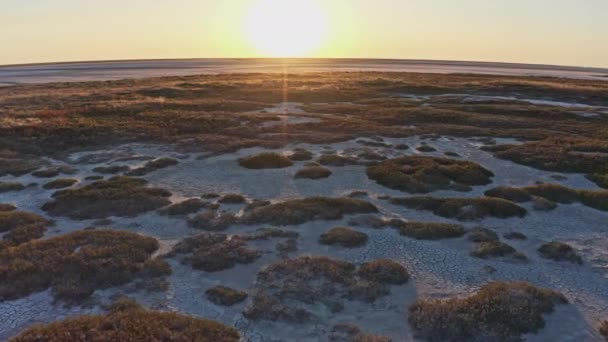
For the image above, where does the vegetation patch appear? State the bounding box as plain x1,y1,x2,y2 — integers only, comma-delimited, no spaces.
170,233,260,272
41,176,171,219
358,259,409,285
238,152,293,169
188,211,237,231
391,196,527,220
0,230,169,303
599,320,608,340
328,323,391,342
389,220,465,240
467,227,499,242
367,156,494,193
0,158,41,177
318,154,359,167
416,145,437,152
126,157,179,176
206,285,248,306
0,204,16,212
10,298,239,342
0,182,25,193
158,198,208,216
243,256,404,323
42,178,77,190
241,197,378,226
295,166,332,179
504,232,527,240
538,241,583,264
408,281,568,341
319,227,369,248
218,194,247,204
92,165,130,174
588,173,608,189
470,241,522,260
0,210,50,248
289,148,314,161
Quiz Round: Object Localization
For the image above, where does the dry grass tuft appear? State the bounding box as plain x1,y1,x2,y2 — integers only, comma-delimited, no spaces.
206,285,248,306
538,241,583,264
158,198,208,216
391,196,527,220
0,182,25,193
295,166,332,179
389,220,465,240
319,227,369,248
239,152,293,169
43,178,77,190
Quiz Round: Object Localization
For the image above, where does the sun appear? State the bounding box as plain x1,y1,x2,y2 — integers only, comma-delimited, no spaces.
246,0,328,57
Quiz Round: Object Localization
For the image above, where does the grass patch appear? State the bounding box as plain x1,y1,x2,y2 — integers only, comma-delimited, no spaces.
126,157,178,176
43,178,77,190
92,165,130,174
389,220,465,240
241,197,378,226
538,241,583,264
238,152,293,169
470,241,520,259
0,210,50,247
408,281,567,341
504,232,527,240
587,173,608,189
10,298,239,341
158,198,208,216
416,145,437,152
358,259,409,285
289,148,313,161
329,323,391,342
367,156,494,193
41,176,171,219
295,166,332,179
0,229,168,303
318,154,359,167
391,196,527,221
170,233,260,272
0,204,16,212
0,182,25,193
188,211,237,231
206,286,248,306
468,227,499,242
319,227,368,248
218,194,247,204
0,158,41,177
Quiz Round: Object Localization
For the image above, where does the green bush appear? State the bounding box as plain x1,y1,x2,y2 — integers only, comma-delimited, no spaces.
319,227,368,248
188,211,237,231
238,152,293,169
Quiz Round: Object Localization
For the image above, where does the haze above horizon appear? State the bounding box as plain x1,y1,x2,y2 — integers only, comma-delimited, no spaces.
1,0,607,68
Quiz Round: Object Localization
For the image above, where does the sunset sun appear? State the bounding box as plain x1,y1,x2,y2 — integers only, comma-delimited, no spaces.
246,0,328,57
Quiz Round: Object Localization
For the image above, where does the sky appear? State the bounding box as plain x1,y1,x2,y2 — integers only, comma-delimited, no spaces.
1,0,607,67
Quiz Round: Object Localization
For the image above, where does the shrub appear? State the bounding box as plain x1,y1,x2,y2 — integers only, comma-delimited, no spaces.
444,151,460,157
295,166,332,179
188,211,237,231
125,157,179,176
41,176,171,219
218,194,246,204
367,156,494,193
587,173,608,189
238,152,293,169
0,211,50,246
206,285,248,306
538,242,582,264
408,281,567,341
92,165,130,174
0,204,16,212
358,259,409,285
504,232,527,240
0,182,25,193
390,220,465,240
84,175,104,180
241,197,378,226
484,187,532,202
470,241,520,259
0,229,165,303
170,233,260,272
158,198,208,216
0,158,40,177
319,227,369,248
318,154,359,167
468,227,499,242
238,227,299,241
416,145,437,152
10,299,240,342
599,320,608,340
43,178,77,190
394,144,410,150
391,196,527,221
289,149,314,161
329,323,391,342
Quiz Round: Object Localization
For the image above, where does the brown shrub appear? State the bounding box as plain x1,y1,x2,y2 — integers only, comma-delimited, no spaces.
329,323,391,342
218,194,247,204
31,166,75,178
588,173,608,189
42,176,171,219
0,182,25,193
367,156,493,193
289,149,314,161
0,211,50,246
389,220,465,240
92,165,130,174
0,204,16,212
295,166,332,179
206,285,248,306
599,320,608,340
0,229,165,303
391,196,527,220
0,158,41,177
238,152,293,169
43,178,77,190
485,184,608,211
470,241,521,259
10,299,239,342
484,187,532,202
318,154,359,167
538,241,583,264
467,227,499,242
126,157,179,176
358,259,409,285
504,232,527,240
158,198,208,216
188,211,237,231
319,227,369,248
408,281,567,341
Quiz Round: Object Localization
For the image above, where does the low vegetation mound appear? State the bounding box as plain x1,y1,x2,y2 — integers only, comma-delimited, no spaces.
504,232,527,240
0,158,41,177
43,178,77,190
170,233,261,272
10,299,240,342
485,183,608,211
467,227,499,242
238,152,293,169
319,227,369,248
0,210,50,247
416,145,437,152
389,220,465,240
471,241,521,260
391,196,527,221
158,198,208,216
538,241,583,264
41,176,171,219
92,165,130,174
599,320,608,340
126,157,179,176
289,149,314,161
241,197,378,226
295,166,332,179
358,259,409,285
244,256,405,322
409,281,568,341
588,173,608,189
367,156,494,193
0,182,25,193
206,286,248,306
188,211,237,231
218,194,247,204
0,230,169,303
0,204,16,212
318,154,359,167
328,323,391,342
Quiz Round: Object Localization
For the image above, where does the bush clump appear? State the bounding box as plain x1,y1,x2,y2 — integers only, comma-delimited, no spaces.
391,196,527,221
318,154,359,167
0,210,50,247
0,182,25,193
416,145,437,152
470,241,520,259
0,204,16,212
0,229,168,303
218,194,247,204
289,149,314,161
319,227,369,248
367,156,494,193
158,198,208,216
389,220,465,240
0,158,41,177
408,281,568,341
504,232,527,240
206,285,248,306
126,157,179,176
538,241,583,264
170,233,261,272
241,197,378,226
92,165,130,174
43,178,77,190
10,299,240,342
588,173,608,189
599,320,608,340
328,323,391,342
188,211,237,231
238,152,293,169
41,176,171,219
295,166,332,179
358,259,409,285
467,227,499,242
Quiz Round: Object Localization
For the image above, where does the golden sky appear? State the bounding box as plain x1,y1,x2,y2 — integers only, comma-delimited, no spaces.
1,0,607,67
